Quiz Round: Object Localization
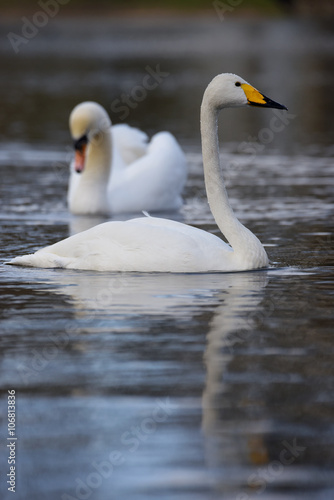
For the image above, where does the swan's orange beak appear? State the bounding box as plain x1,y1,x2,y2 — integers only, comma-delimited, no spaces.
74,145,87,173
242,83,287,110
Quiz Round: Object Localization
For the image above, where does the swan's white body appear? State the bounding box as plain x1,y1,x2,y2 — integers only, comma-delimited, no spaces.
67,103,187,214
10,73,287,273
9,216,249,272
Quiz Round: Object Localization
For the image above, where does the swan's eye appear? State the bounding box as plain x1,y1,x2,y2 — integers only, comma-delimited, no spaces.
235,82,241,87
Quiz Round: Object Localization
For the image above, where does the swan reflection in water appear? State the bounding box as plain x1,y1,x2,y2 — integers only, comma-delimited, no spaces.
30,267,269,495
202,272,269,496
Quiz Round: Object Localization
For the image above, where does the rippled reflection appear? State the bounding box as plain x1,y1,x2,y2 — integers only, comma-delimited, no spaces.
0,13,334,500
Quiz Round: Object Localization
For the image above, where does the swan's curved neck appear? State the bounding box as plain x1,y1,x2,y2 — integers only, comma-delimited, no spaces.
200,91,268,266
85,128,112,183
69,126,113,215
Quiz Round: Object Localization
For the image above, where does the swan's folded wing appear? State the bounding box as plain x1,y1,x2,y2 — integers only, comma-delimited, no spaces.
112,124,148,165
109,132,187,213
7,217,232,272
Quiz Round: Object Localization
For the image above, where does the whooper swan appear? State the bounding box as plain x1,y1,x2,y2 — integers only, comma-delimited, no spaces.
9,73,287,272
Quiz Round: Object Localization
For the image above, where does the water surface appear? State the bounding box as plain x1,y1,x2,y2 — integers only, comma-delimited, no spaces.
0,14,334,500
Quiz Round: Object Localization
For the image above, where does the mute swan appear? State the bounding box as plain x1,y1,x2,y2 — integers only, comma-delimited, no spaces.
9,73,287,272
68,102,187,214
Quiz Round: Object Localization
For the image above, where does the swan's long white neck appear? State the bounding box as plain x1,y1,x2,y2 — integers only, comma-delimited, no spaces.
200,90,268,268
85,128,112,184
69,127,113,215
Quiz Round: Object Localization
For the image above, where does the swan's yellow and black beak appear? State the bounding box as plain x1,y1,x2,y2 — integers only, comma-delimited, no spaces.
241,83,287,110
73,135,88,173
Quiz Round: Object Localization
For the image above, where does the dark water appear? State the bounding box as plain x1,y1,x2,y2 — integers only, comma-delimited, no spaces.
0,13,334,500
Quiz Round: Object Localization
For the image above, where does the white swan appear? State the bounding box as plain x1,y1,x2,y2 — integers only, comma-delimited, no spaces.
67,102,187,214
9,73,287,272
